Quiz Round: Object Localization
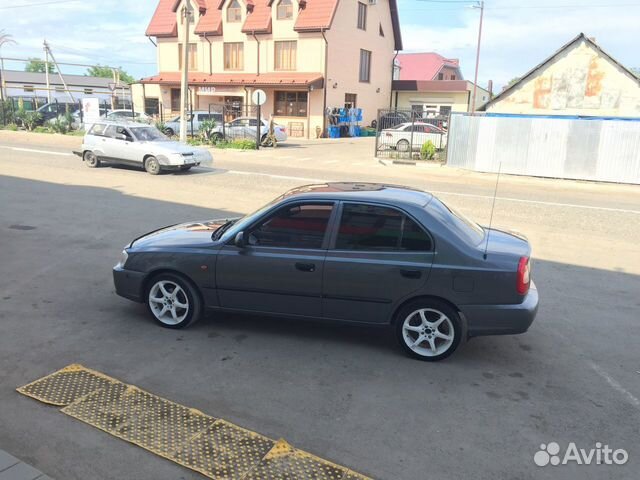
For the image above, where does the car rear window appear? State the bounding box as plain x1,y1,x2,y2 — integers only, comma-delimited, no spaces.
427,197,485,246
336,203,432,251
88,124,108,136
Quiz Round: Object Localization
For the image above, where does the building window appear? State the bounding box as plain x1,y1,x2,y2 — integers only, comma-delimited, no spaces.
224,42,244,70
379,23,384,37
171,88,181,111
345,93,357,109
274,91,308,117
227,0,242,22
145,98,160,116
437,73,444,80
178,43,198,70
359,49,371,83
451,74,456,80
357,2,367,30
23,85,35,93
274,41,297,71
277,0,293,19
84,88,93,95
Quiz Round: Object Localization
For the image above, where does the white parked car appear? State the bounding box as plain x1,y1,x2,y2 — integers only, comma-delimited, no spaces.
164,111,224,136
379,122,447,152
219,117,288,144
104,110,153,123
75,121,213,175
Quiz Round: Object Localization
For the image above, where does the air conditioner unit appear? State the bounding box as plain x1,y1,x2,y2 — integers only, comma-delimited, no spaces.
368,0,377,5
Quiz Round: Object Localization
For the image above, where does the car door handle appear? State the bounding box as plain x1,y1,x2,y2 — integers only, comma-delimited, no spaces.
295,262,316,273
400,269,422,279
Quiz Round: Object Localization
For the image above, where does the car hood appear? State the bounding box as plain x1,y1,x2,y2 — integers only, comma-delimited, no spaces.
131,219,230,248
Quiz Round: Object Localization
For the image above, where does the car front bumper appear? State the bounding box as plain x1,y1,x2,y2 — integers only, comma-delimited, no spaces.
460,282,539,337
113,266,146,303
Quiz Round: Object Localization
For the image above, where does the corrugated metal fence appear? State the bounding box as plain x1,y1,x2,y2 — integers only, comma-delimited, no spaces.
447,113,640,184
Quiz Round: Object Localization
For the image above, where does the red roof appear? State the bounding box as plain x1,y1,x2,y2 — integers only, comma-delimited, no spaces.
242,0,272,34
146,0,402,49
397,53,461,81
392,80,471,92
140,71,324,87
195,0,222,35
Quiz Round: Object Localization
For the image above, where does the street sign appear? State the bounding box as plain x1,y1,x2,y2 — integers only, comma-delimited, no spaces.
252,89,267,106
82,98,100,128
107,83,117,92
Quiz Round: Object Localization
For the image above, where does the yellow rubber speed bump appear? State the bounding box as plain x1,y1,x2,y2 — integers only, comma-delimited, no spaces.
17,365,373,480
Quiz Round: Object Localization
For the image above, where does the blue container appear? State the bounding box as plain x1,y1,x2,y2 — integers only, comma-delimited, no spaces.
328,126,340,138
352,126,361,137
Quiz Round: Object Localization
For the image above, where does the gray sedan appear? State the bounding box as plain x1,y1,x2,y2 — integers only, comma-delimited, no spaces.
113,183,538,361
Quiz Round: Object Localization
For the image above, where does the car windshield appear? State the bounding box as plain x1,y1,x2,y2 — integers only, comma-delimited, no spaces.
130,126,167,142
427,197,485,246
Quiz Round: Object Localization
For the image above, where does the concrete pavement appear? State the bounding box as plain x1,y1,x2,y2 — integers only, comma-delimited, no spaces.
0,133,639,480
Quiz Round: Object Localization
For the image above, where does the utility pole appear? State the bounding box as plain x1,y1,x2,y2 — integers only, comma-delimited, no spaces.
179,0,194,143
43,40,51,103
44,41,74,102
470,0,484,114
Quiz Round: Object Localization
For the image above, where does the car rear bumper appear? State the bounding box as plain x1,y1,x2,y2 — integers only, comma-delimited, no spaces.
113,266,146,302
460,282,539,337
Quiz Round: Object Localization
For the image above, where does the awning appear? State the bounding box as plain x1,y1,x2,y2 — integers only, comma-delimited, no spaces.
140,72,324,89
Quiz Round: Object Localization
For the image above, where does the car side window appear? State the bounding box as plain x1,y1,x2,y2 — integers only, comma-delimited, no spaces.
249,203,334,249
89,124,108,136
115,126,133,141
335,203,432,251
248,119,259,127
104,125,118,138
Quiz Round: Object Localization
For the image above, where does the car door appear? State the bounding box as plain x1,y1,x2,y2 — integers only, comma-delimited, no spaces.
322,202,434,324
105,126,137,164
215,202,336,317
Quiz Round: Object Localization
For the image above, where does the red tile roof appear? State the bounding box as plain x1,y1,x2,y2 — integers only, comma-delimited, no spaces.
146,0,178,37
242,0,272,33
146,0,402,50
397,53,461,81
195,0,223,35
140,71,324,87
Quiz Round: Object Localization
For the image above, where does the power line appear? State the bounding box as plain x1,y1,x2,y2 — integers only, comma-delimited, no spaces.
0,0,81,9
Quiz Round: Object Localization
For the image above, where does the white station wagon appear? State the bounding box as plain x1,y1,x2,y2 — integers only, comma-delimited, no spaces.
76,122,213,175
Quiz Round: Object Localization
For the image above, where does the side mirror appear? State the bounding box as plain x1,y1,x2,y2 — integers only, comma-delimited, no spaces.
115,133,127,141
234,231,246,248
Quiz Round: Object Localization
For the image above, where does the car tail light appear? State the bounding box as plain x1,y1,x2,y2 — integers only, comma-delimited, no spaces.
517,256,530,295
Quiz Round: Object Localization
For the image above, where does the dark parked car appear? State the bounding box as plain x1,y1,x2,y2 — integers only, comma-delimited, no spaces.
113,183,538,361
35,101,80,124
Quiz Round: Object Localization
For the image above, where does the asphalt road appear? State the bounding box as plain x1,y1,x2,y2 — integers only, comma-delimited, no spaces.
0,133,639,480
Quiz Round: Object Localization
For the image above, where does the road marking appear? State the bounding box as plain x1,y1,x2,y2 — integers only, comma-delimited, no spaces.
2,143,637,215
323,160,339,164
0,145,73,157
429,190,640,215
589,362,640,410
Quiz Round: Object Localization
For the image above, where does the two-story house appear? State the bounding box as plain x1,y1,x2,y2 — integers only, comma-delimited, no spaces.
132,0,402,138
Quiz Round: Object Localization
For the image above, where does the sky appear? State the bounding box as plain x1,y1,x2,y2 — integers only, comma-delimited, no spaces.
0,0,639,90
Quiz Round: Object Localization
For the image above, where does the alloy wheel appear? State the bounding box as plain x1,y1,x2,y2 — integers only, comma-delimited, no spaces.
402,308,455,357
148,280,189,325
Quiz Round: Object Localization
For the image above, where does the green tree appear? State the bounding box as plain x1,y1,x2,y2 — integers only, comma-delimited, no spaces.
86,65,135,84
25,58,55,73
505,77,520,89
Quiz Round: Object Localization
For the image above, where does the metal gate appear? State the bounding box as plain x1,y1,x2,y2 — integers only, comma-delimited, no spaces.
374,108,448,160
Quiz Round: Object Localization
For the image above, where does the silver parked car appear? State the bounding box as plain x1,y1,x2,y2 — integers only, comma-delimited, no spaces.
75,121,213,175
164,111,223,136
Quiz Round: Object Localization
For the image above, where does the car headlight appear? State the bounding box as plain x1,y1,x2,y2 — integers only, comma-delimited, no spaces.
117,249,129,268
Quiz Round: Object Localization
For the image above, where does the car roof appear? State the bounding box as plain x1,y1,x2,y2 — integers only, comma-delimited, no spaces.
90,120,152,128
280,182,433,207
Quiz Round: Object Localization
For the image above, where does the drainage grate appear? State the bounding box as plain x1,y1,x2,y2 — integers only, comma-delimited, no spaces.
17,365,373,480
16,364,118,406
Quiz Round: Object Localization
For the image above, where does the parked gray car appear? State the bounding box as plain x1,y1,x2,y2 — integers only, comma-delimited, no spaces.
76,121,213,175
113,183,538,361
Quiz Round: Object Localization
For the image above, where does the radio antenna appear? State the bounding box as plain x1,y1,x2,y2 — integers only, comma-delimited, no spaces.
483,161,502,260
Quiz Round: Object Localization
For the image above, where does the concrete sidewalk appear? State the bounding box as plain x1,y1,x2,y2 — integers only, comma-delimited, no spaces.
0,451,53,480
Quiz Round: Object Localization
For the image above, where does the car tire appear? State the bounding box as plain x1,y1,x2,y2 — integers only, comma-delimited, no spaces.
145,273,202,329
395,299,462,362
396,139,410,153
144,156,161,175
83,150,100,168
164,128,175,136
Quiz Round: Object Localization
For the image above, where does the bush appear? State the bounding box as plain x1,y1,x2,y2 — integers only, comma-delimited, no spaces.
4,123,18,131
154,120,166,134
21,112,43,131
34,126,51,133
215,139,256,150
420,140,436,160
49,115,71,134
198,119,217,143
